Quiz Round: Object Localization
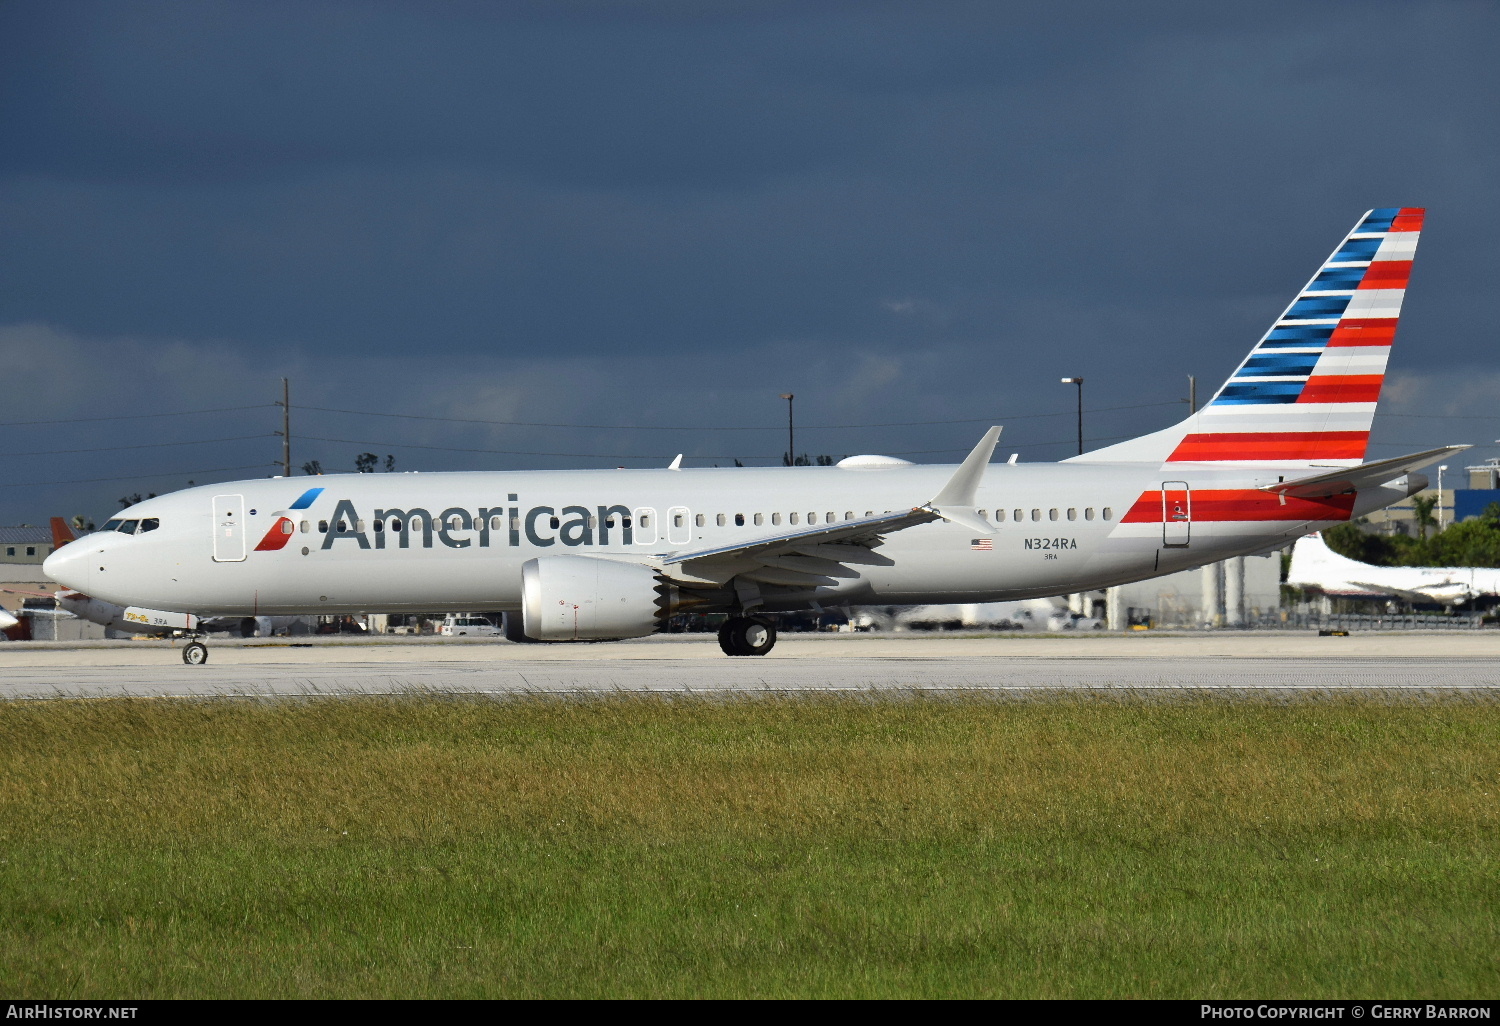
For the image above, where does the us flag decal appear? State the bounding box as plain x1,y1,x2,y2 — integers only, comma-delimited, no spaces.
971,538,993,551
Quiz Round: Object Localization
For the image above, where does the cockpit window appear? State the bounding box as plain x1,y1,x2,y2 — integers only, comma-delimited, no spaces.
139,518,160,533
102,520,123,532
118,520,139,535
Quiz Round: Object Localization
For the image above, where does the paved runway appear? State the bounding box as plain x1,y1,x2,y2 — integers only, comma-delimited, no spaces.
1,632,1495,700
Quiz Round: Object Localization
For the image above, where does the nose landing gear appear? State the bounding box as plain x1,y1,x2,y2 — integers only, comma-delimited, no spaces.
718,616,776,657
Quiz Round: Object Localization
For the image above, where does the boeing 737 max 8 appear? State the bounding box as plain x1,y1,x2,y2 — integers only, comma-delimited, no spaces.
44,208,1467,662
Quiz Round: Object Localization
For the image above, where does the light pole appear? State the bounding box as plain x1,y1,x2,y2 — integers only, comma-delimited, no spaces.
1061,377,1083,455
1438,465,1449,531
779,393,795,466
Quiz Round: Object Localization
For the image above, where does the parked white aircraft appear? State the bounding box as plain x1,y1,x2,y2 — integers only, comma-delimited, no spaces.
0,607,18,633
45,208,1468,663
1287,531,1500,607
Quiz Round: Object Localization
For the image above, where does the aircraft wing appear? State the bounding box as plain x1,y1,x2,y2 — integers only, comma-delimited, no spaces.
1346,579,1474,604
1261,445,1469,499
659,427,1001,588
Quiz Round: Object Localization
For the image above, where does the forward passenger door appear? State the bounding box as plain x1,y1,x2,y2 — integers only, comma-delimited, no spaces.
212,494,247,562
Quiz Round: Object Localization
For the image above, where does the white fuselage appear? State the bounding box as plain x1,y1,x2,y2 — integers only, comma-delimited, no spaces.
44,461,1411,618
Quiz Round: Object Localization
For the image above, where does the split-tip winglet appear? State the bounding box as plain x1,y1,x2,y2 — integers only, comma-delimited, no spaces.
924,426,1002,534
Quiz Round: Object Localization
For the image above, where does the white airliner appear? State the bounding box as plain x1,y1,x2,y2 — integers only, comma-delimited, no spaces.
1288,531,1500,607
0,607,17,633
45,208,1468,663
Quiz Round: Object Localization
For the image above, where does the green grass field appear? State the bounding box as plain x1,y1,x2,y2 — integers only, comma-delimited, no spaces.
1,694,1497,998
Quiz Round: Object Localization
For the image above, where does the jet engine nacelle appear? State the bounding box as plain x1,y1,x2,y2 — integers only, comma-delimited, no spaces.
520,555,672,641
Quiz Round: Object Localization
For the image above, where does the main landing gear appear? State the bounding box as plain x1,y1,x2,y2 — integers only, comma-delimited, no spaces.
718,617,776,657
181,640,209,665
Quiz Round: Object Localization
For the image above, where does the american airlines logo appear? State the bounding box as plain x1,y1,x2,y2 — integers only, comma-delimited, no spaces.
256,489,647,553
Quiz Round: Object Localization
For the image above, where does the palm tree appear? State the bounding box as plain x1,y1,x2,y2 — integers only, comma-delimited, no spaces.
1412,494,1439,540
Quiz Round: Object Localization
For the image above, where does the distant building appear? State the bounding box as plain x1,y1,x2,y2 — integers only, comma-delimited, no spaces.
1109,553,1282,628
0,526,53,564
0,526,62,617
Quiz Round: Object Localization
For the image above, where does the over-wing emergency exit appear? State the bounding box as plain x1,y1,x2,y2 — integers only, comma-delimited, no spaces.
45,209,1466,662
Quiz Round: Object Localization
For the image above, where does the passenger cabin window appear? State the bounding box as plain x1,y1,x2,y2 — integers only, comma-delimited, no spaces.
1084,508,1094,520
808,513,818,525
771,513,781,525
1030,509,1041,521
735,514,746,527
637,515,648,528
1013,509,1023,521
673,514,684,528
300,520,310,533
490,516,503,531
549,517,560,530
1049,509,1058,521
1102,507,1113,520
695,514,705,527
978,510,987,518
844,511,854,520
753,513,763,526
995,510,1006,522
1066,509,1077,521
319,521,328,533
716,514,726,526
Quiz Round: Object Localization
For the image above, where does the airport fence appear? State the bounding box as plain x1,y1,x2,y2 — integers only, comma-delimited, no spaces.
1266,612,1488,631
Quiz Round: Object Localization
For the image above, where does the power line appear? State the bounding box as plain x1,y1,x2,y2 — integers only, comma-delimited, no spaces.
0,404,276,427
296,400,1182,432
2,434,274,458
0,464,276,489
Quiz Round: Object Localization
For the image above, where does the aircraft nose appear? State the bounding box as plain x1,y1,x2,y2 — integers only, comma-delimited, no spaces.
43,542,89,592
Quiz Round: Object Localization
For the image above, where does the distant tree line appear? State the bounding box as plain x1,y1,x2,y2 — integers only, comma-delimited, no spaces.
1323,502,1500,568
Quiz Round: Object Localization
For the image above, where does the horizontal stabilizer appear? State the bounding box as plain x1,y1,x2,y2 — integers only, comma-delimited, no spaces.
1261,445,1469,499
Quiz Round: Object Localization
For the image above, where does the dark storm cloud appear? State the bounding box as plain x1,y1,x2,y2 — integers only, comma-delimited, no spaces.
0,1,1497,522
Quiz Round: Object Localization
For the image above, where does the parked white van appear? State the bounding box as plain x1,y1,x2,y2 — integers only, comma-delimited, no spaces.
439,615,501,637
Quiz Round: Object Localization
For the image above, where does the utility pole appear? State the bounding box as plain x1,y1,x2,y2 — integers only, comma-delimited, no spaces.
779,393,795,466
275,378,291,476
1061,378,1083,455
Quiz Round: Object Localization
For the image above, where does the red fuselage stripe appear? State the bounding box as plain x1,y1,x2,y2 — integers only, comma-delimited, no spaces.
1122,490,1356,523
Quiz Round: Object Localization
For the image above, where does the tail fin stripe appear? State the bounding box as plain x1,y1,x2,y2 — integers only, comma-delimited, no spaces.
1327,319,1398,346
1297,376,1384,404
1072,207,1423,467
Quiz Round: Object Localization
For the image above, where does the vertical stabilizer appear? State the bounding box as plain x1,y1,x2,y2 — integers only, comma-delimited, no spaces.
1077,208,1423,466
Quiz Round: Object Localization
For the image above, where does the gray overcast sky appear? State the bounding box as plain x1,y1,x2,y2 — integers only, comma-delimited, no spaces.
1,0,1497,523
